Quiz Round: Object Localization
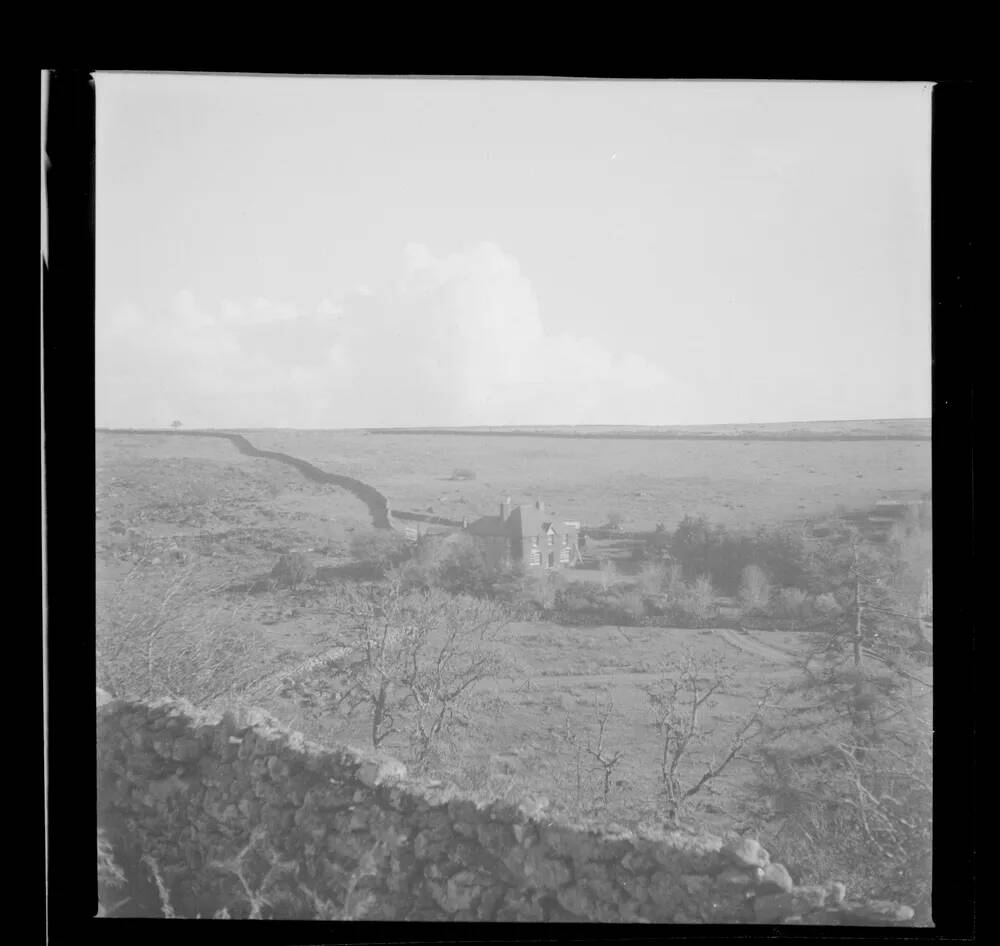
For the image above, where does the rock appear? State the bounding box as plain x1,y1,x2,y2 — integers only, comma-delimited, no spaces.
758,862,795,894
825,880,847,905
442,870,483,913
647,870,681,911
754,893,794,924
266,755,290,779
716,867,755,888
723,837,770,869
521,848,571,889
556,884,595,918
681,874,712,896
171,736,201,762
840,900,915,924
356,757,407,787
754,886,828,924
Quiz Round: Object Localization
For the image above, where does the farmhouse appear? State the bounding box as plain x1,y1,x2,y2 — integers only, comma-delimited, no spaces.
465,497,582,570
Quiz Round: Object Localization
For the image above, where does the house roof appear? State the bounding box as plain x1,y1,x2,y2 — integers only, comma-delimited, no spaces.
467,504,578,539
466,515,514,538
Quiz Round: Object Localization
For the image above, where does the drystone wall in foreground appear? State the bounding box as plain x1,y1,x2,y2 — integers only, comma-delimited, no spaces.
96,692,918,924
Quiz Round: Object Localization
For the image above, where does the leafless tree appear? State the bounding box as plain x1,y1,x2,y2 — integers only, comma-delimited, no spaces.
559,693,625,807
97,561,268,707
643,652,772,820
280,579,512,765
738,564,771,613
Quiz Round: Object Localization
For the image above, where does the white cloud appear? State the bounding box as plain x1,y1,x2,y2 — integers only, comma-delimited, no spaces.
96,244,693,427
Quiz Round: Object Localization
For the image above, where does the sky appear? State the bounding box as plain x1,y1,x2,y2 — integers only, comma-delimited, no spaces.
94,76,932,429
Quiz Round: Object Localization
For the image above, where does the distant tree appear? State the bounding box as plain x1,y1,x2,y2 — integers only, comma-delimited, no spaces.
607,511,624,531
170,420,182,430
638,561,667,595
739,564,771,614
598,558,618,590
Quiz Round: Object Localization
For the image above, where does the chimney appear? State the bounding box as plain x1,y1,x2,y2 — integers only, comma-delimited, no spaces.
500,497,511,521
462,516,469,529
535,497,544,513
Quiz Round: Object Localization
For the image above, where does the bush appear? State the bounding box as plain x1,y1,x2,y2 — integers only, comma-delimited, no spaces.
270,552,315,588
657,575,718,626
670,515,810,596
599,559,619,590
637,561,667,595
349,530,412,575
774,587,810,619
552,582,644,626
738,564,771,614
813,592,842,616
394,532,524,604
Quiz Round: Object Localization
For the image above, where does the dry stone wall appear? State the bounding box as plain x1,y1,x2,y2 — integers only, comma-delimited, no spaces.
96,692,917,925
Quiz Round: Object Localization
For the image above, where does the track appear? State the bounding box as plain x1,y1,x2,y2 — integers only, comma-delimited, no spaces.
712,627,802,665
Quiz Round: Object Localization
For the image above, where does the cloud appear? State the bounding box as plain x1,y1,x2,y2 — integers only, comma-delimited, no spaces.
96,243,692,427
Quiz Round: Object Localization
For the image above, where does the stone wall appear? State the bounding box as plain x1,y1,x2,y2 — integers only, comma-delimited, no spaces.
96,692,917,924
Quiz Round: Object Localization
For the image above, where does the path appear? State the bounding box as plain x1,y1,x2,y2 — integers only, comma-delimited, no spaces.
712,627,803,665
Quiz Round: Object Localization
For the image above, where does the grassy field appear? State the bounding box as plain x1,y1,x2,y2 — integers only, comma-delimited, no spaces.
245,428,931,532
95,427,930,849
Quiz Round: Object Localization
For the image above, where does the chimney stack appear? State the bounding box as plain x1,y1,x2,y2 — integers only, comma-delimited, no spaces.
535,497,544,513
500,497,511,521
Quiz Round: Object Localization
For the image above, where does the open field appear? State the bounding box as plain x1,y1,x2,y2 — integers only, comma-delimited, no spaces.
365,417,932,441
96,429,931,841
266,619,812,835
245,428,931,533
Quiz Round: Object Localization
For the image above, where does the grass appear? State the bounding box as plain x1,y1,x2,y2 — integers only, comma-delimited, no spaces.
247,429,931,533
95,428,927,839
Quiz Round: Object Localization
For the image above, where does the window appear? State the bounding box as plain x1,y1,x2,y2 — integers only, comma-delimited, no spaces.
531,537,539,549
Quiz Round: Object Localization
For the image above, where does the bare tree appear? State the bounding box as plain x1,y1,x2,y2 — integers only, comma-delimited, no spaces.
643,652,771,821
281,579,512,765
558,693,625,808
97,561,268,707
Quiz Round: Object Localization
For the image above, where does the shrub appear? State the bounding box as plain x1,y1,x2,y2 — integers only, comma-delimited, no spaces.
738,564,771,614
553,582,643,626
270,551,315,588
349,530,412,575
813,592,842,616
599,558,619,590
637,561,667,595
774,587,810,619
664,575,718,626
670,515,811,596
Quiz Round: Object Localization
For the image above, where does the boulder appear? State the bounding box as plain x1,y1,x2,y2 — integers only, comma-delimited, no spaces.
356,757,407,788
723,837,770,869
758,862,795,894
